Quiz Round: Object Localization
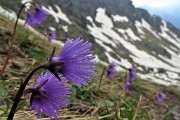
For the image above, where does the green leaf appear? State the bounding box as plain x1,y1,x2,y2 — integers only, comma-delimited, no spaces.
16,100,27,112
0,83,8,97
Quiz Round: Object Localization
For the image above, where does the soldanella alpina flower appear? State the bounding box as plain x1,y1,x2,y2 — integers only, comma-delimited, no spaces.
26,72,71,119
24,7,48,26
51,38,96,87
47,31,56,43
124,67,136,93
34,7,49,24
24,13,38,26
106,62,116,79
153,93,166,102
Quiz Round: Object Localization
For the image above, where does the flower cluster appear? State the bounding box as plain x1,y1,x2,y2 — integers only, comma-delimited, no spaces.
24,7,49,26
26,38,96,119
124,67,136,93
153,93,166,102
106,62,116,79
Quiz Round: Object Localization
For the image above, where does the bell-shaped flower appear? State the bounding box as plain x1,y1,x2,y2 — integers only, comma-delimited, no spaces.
24,13,38,26
51,38,96,87
106,62,116,79
27,72,71,119
124,68,136,93
153,93,166,102
47,31,56,43
24,7,48,26
34,7,49,24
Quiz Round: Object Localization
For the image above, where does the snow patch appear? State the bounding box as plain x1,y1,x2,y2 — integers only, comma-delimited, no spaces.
117,28,141,41
125,28,141,41
135,20,145,35
95,8,113,28
42,5,71,24
159,46,180,69
140,19,160,39
120,58,132,68
49,27,56,31
94,55,107,66
62,25,68,32
159,20,180,49
166,71,179,79
86,15,117,47
112,15,129,22
86,16,93,23
95,39,114,52
170,46,178,51
137,66,143,71
139,73,179,86
116,28,128,40
0,6,17,18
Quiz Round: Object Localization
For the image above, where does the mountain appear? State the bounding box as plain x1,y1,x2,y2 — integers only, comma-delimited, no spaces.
1,0,180,86
137,6,180,29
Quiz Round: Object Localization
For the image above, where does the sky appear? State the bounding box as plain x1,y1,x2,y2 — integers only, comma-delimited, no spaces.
131,0,180,29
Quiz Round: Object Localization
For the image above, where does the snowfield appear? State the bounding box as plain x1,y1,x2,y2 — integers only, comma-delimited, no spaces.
42,5,72,24
112,15,129,22
86,7,180,86
1,3,180,86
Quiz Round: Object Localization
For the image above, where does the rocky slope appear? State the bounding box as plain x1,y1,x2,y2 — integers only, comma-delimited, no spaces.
1,0,180,86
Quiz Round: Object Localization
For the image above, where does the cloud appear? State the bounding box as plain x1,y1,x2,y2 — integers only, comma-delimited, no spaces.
131,0,180,9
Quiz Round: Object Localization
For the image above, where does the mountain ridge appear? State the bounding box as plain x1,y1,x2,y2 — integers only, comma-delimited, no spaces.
0,0,180,86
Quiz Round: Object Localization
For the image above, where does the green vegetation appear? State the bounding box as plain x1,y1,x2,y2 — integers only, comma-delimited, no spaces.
0,14,180,120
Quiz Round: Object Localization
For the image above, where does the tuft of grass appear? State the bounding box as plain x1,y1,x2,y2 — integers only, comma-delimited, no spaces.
0,15,62,64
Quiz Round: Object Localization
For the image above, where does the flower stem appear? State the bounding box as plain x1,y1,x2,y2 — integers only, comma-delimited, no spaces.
132,95,142,120
98,67,106,90
0,2,36,77
7,64,45,120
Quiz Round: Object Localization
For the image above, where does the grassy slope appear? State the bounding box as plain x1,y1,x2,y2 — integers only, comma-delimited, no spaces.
0,15,180,120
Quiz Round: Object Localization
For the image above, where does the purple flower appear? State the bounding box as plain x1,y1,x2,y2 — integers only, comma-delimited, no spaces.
124,68,136,93
153,93,166,102
48,31,56,43
24,13,38,26
51,38,96,87
106,62,116,79
124,78,131,93
28,72,71,119
129,68,136,80
34,7,49,24
24,7,48,26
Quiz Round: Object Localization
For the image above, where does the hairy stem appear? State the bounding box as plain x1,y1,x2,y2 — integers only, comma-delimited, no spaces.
0,2,36,77
7,64,45,120
98,67,106,90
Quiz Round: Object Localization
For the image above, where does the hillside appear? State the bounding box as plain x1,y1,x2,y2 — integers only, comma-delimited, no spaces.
0,14,180,120
0,0,180,85
1,0,180,86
